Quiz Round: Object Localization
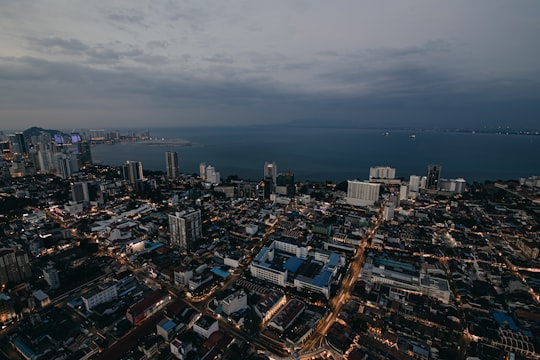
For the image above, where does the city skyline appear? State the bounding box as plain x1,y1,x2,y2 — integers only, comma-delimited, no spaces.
1,1,539,130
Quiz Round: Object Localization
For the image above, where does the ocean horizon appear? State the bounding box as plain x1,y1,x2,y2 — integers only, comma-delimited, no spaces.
90,125,540,184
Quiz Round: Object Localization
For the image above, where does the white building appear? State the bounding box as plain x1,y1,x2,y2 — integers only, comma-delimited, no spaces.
399,185,408,201
369,166,396,181
249,246,287,287
274,238,308,259
174,266,194,286
81,281,118,311
170,338,192,360
42,263,60,289
221,290,248,315
346,180,380,206
205,165,220,184
193,315,219,339
383,203,395,221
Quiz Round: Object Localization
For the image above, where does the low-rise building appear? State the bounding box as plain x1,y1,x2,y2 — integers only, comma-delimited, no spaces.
81,280,117,311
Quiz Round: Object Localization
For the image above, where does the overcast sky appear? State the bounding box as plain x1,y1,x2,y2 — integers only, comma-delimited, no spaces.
1,0,539,130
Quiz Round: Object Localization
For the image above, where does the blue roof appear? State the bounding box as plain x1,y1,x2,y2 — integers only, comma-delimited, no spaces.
145,241,164,252
493,312,520,332
13,338,35,358
312,269,333,288
327,253,340,268
254,246,269,262
285,257,304,273
211,268,230,279
161,319,176,332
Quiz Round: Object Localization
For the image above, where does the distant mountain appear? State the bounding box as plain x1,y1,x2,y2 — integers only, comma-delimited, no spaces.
23,126,67,138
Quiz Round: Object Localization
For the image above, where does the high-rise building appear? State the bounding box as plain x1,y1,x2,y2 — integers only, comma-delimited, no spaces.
165,151,179,179
346,180,380,206
427,164,442,190
54,153,74,179
263,161,277,198
205,165,220,184
276,171,295,197
199,162,207,180
43,262,60,289
0,248,31,284
369,166,396,181
122,161,144,185
77,141,92,168
169,210,202,253
71,181,90,203
8,132,28,155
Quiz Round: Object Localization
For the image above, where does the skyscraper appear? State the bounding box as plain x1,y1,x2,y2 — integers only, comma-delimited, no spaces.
169,210,202,253
122,161,144,185
263,161,277,198
199,162,207,180
165,151,179,179
77,140,92,168
276,171,295,197
8,132,28,155
427,164,442,190
71,181,89,203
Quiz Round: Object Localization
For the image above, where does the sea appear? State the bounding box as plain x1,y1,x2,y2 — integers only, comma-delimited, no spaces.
90,126,540,183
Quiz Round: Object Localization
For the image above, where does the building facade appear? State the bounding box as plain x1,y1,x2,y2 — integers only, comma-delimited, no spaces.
169,210,202,252
165,151,179,179
427,164,442,190
346,180,380,206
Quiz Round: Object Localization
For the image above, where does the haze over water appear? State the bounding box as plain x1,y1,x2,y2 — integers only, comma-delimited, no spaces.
91,126,540,183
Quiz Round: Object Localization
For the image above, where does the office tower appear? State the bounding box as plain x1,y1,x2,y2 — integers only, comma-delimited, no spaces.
263,161,277,198
54,153,73,179
369,166,396,181
427,164,442,190
8,132,28,155
77,141,92,168
169,210,202,252
0,248,32,284
346,180,380,206
205,165,220,184
165,151,179,179
199,162,207,180
454,178,466,193
276,171,295,197
71,181,89,203
122,161,144,185
409,175,420,193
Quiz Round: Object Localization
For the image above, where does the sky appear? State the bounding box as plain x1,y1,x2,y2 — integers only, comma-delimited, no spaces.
1,0,539,130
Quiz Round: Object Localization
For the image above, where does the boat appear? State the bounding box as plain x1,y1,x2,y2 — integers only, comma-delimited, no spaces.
409,134,416,139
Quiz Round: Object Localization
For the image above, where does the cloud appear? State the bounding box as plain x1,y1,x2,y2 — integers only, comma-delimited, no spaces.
0,1,539,129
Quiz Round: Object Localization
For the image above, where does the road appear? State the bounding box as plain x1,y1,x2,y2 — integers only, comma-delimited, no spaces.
301,202,385,353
